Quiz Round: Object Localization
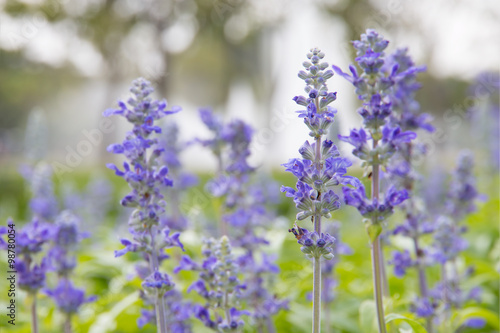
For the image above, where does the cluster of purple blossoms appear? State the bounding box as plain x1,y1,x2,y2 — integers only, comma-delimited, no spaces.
176,236,248,331
390,151,484,329
468,71,500,171
372,46,438,328
3,218,51,294
430,152,481,265
384,48,431,133
332,29,424,333
44,211,95,316
198,109,287,330
198,109,260,241
291,227,336,260
1,162,95,332
21,162,59,222
343,184,409,223
105,78,187,331
429,152,483,320
333,30,413,225
45,279,94,316
282,48,359,246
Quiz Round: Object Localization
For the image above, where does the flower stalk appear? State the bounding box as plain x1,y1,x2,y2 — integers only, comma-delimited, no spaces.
105,78,183,332
370,157,387,333
31,295,38,333
282,48,360,333
333,30,416,332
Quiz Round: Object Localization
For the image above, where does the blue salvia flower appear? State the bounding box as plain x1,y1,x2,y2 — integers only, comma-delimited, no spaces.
283,48,359,332
178,236,249,331
45,279,96,315
41,205,95,326
333,29,415,233
428,152,483,329
198,110,287,329
5,218,52,293
45,211,96,321
6,165,58,293
384,48,431,133
105,78,185,332
445,151,482,220
198,108,226,173
431,152,481,264
26,162,59,222
0,216,52,333
375,47,438,329
46,211,88,277
342,184,409,222
333,30,420,333
468,72,500,171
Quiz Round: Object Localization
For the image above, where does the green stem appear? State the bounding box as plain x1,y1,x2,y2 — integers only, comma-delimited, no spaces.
379,247,390,297
323,280,331,331
313,255,322,333
441,265,452,332
266,316,276,333
413,237,434,333
371,235,388,333
371,161,387,333
64,314,72,333
149,227,169,333
31,293,38,333
224,291,231,324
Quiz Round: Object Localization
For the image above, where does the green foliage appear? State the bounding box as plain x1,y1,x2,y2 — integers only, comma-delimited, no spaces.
0,171,498,332
385,313,427,333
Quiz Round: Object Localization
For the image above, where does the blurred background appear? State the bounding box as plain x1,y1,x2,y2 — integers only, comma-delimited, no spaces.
0,0,499,175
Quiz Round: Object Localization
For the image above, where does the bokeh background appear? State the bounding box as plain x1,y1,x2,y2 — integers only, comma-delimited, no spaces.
0,0,499,172
0,0,499,332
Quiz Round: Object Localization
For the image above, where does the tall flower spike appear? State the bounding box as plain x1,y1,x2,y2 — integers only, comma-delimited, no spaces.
178,236,248,332
27,162,59,221
282,48,359,333
197,110,287,330
446,151,482,220
427,151,483,330
104,78,184,333
333,30,418,333
44,210,95,332
1,216,52,333
468,72,500,171
383,47,438,332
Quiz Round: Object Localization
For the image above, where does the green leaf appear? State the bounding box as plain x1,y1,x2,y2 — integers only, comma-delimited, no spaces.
359,300,377,333
385,313,427,333
88,292,139,333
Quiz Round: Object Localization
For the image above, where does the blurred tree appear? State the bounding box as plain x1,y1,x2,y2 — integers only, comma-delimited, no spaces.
0,0,284,160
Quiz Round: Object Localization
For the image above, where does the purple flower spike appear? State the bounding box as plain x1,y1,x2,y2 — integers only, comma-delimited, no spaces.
390,250,414,277
45,279,95,314
105,78,191,330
